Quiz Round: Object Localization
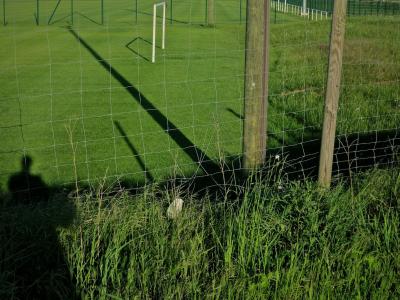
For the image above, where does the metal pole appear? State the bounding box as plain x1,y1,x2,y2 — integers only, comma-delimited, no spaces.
48,0,62,25
152,4,156,63
71,0,74,25
170,0,172,24
135,0,138,24
3,0,5,26
162,2,166,49
205,0,208,25
101,0,104,25
36,0,39,25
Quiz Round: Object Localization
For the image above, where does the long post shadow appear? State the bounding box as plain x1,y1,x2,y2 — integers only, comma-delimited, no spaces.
114,121,154,182
125,37,161,62
126,9,190,25
127,36,160,49
75,11,102,25
226,107,399,180
68,28,218,175
226,108,243,120
4,155,76,299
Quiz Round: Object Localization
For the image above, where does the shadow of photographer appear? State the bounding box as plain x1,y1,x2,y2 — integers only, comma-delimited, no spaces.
8,155,49,205
1,155,77,299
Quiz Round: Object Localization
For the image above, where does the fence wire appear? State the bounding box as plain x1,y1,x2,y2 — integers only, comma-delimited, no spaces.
0,0,399,200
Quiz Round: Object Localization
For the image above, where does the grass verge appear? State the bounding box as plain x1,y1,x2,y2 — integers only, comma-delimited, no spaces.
1,166,399,299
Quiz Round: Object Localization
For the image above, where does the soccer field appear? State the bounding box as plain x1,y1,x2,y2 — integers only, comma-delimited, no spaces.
0,0,399,190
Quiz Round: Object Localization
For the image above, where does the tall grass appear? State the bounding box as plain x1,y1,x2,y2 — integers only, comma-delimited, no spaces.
1,167,399,299
51,168,400,297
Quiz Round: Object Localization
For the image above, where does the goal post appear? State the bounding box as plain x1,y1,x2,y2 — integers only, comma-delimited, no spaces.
152,1,166,63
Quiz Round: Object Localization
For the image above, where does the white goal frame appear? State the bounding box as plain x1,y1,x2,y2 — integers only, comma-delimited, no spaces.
152,2,166,63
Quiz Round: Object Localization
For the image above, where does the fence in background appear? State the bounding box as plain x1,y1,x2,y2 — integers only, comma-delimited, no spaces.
286,0,400,16
271,0,330,20
2,0,400,27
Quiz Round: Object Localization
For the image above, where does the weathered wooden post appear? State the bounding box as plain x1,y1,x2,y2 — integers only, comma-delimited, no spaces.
242,0,270,174
318,0,348,188
239,0,242,24
207,0,215,26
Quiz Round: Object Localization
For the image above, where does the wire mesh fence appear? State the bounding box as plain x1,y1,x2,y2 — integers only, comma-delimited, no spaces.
0,0,399,199
283,0,400,16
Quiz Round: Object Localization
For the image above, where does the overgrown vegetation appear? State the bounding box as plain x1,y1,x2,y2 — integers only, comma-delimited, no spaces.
1,167,399,298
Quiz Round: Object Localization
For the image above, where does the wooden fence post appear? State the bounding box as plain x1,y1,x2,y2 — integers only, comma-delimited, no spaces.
239,0,242,24
242,0,270,174
318,0,348,188
207,0,215,26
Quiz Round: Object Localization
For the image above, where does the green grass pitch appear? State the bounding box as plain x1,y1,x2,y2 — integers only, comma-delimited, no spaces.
0,0,399,189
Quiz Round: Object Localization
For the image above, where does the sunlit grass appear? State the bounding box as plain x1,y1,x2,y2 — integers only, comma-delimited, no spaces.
0,1,398,188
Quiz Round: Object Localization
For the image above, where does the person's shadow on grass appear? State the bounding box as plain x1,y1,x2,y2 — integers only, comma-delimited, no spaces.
8,155,49,204
1,155,77,299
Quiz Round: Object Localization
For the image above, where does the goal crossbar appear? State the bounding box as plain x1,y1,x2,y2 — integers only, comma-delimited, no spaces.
152,1,166,63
